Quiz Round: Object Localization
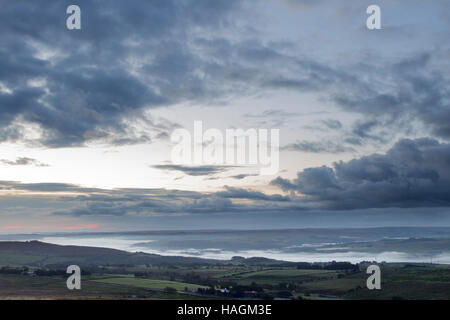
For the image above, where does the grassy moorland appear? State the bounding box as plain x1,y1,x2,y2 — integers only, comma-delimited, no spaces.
0,241,449,300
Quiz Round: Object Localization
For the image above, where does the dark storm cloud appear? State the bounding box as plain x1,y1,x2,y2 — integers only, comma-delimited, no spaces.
1,1,449,148
0,0,242,147
272,138,450,210
3,0,357,146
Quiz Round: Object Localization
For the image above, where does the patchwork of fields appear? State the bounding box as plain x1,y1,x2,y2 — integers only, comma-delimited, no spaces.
0,241,449,300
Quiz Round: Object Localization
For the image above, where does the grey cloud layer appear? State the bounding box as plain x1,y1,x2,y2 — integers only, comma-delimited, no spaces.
1,1,449,148
2,138,449,218
0,0,242,146
0,182,288,217
272,138,450,210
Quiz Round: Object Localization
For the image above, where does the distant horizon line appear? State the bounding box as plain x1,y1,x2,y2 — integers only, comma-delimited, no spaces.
1,225,450,237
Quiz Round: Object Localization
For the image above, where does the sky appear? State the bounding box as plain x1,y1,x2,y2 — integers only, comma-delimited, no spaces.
0,0,449,232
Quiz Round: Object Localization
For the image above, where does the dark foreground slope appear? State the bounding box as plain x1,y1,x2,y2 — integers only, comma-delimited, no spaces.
0,241,450,300
0,240,293,268
0,240,221,268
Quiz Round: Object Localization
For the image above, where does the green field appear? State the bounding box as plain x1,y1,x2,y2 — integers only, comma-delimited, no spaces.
0,274,208,299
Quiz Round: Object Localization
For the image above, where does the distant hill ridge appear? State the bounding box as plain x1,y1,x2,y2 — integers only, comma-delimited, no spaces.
0,241,289,268
0,240,219,267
